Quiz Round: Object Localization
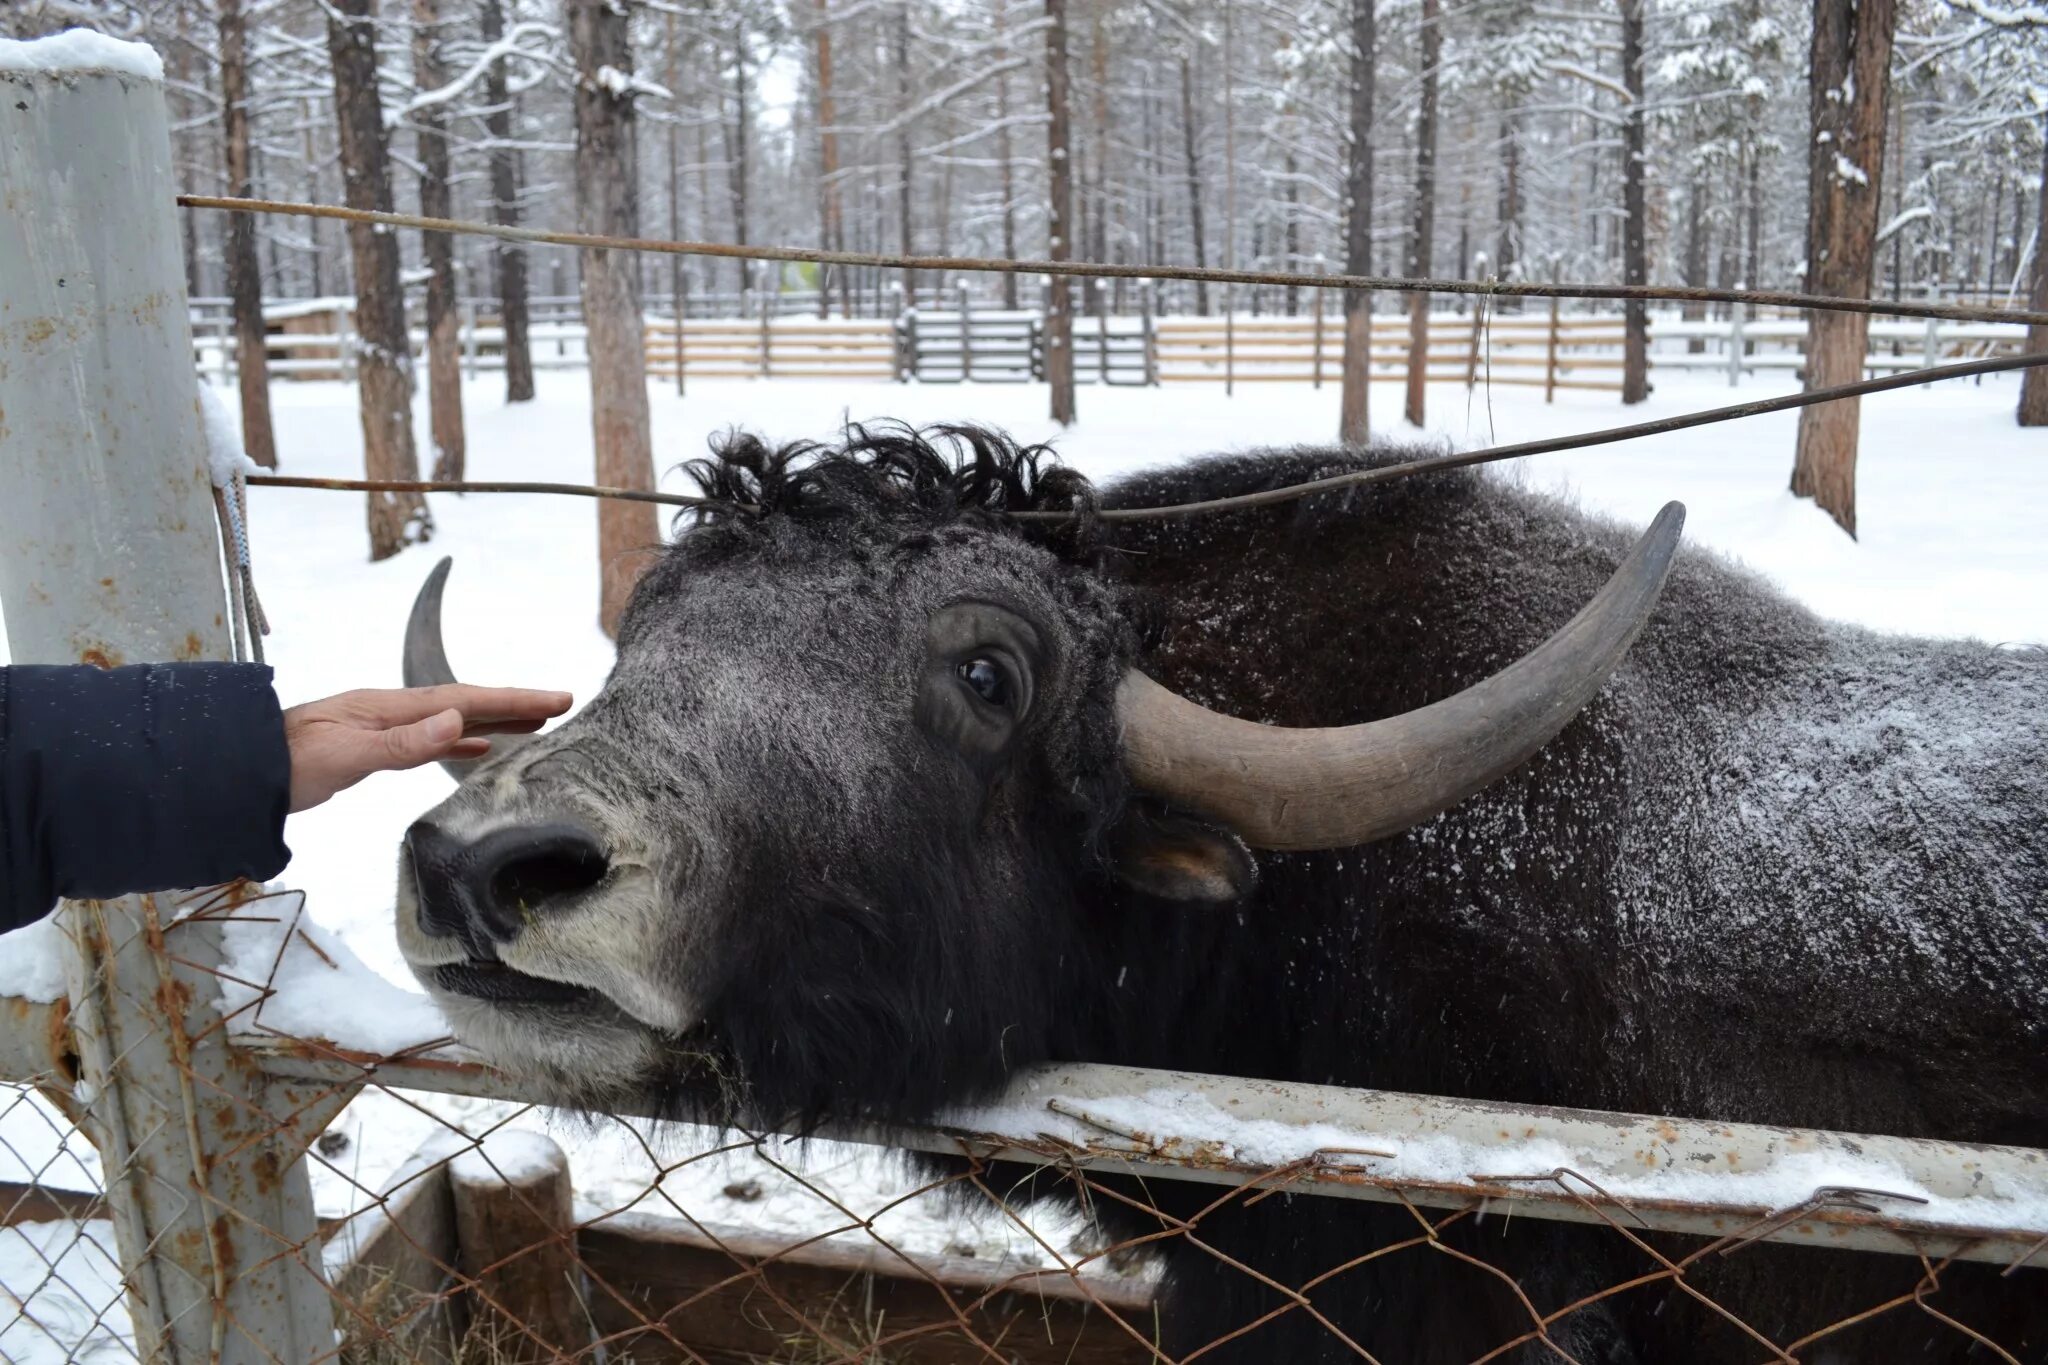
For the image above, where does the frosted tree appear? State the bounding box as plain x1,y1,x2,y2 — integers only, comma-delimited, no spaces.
328,0,431,561
411,0,466,480
568,0,660,635
1406,0,1444,424
217,0,275,466
1339,0,1376,444
1047,0,1078,422
1792,0,1898,537
1656,0,1790,332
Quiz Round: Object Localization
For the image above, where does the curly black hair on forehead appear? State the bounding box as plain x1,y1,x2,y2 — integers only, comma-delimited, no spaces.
678,422,1103,558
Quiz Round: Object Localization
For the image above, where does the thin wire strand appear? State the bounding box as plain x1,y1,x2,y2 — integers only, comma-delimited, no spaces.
243,350,2048,523
177,194,2048,328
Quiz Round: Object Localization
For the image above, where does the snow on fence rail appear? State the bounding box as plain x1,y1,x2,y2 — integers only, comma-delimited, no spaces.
5,42,2046,1365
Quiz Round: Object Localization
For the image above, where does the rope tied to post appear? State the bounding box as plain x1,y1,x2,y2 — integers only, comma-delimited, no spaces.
197,382,270,664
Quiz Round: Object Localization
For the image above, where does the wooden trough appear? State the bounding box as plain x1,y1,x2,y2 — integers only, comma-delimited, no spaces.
316,1131,1157,1364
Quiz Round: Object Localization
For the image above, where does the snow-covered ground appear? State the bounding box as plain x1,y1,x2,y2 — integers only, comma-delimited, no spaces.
4,368,2046,1356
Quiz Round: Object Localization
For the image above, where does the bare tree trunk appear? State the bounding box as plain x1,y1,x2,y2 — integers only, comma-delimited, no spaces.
995,0,1020,309
170,2,203,299
726,21,753,300
302,97,326,298
569,0,660,636
1285,146,1301,316
481,0,534,402
1338,0,1376,445
1683,175,1708,351
695,110,716,306
1090,4,1112,320
1620,0,1649,404
413,0,466,480
1984,175,2004,296
218,0,276,468
815,0,839,319
1178,54,1210,315
328,0,429,562
1404,0,1439,426
669,11,689,346
1497,113,1521,291
1886,97,1906,298
1745,145,1762,288
1046,0,1077,425
1144,77,1166,271
1791,0,1897,537
895,3,917,305
2018,127,2048,424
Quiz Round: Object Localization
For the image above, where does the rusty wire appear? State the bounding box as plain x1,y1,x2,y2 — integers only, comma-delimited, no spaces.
242,349,2048,525
176,193,2048,328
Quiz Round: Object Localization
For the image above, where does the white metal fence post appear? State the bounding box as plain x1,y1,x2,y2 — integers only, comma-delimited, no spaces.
337,303,356,382
1728,300,1746,387
1923,287,1941,375
0,41,347,1362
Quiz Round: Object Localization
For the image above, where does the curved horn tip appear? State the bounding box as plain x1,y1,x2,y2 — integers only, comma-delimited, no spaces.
403,556,459,690
1649,500,1686,547
402,555,484,781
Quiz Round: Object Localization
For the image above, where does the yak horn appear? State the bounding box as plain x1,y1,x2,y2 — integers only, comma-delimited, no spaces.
1117,501,1686,851
403,557,534,782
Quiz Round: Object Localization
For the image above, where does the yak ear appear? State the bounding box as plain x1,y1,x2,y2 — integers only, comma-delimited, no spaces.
1107,802,1257,905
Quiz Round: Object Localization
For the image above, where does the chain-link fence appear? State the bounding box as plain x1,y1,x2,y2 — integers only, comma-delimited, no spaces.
3,882,2043,1364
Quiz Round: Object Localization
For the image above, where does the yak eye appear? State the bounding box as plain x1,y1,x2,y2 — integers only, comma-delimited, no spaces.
957,657,1011,707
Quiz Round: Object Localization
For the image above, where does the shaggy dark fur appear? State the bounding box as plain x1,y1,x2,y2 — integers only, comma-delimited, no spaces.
404,424,2046,1364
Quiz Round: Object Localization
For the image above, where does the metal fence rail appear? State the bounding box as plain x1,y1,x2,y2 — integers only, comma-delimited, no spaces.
7,921,2046,1362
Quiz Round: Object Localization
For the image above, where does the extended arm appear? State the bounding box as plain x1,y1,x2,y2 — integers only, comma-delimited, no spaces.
0,666,572,934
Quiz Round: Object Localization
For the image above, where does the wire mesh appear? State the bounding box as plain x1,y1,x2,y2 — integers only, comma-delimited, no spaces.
3,884,2040,1363
0,1080,134,1363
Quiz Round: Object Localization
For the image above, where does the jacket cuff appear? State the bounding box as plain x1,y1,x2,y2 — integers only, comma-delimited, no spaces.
12,662,292,902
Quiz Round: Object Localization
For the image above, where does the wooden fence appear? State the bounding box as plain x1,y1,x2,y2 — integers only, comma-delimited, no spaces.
191,298,2037,398
642,317,897,382
1149,304,1627,393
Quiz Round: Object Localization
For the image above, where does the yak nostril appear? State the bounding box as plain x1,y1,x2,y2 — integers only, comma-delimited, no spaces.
405,820,609,948
405,820,481,946
479,825,611,918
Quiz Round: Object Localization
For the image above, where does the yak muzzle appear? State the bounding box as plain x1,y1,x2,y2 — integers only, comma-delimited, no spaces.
405,820,612,951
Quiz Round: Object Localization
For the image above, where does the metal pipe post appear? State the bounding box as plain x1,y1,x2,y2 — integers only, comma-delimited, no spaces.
0,38,345,1362
0,46,230,668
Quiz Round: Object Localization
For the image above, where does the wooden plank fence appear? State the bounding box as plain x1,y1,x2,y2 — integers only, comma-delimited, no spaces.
1152,308,1636,394
190,300,2036,397
642,317,897,381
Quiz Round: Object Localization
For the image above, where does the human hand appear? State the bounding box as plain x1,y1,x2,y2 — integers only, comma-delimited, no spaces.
283,685,573,813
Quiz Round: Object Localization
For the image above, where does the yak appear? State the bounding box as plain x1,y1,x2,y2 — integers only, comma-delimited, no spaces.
394,426,2045,1363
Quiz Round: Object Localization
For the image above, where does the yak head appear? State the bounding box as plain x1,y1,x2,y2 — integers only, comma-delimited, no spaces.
394,425,1682,1123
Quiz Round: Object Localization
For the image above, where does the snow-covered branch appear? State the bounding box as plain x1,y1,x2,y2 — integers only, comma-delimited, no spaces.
388,21,558,126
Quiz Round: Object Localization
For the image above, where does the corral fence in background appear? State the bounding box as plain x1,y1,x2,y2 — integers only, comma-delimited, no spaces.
187,287,2037,396
4,54,2046,1365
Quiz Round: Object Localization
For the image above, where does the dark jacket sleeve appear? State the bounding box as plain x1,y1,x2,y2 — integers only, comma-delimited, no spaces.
0,663,291,934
